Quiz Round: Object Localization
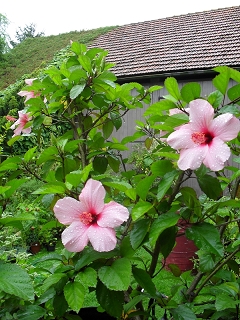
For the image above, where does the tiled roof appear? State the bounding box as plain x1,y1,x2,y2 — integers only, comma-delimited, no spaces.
90,6,240,78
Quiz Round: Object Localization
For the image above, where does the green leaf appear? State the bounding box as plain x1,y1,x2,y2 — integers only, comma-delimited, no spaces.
0,186,11,195
37,146,58,165
180,82,201,103
110,111,122,130
131,200,153,221
180,187,202,217
164,77,182,100
64,281,85,313
41,273,67,293
24,146,37,163
70,84,85,99
144,100,177,116
215,293,237,311
0,261,34,301
227,84,240,105
71,42,87,55
107,155,120,173
33,182,66,194
130,219,150,250
102,180,131,192
75,247,118,271
158,226,176,258
93,156,108,174
207,90,224,108
197,174,222,200
149,212,179,246
17,305,46,320
96,281,124,318
171,305,197,320
136,175,156,200
197,250,215,272
103,120,114,139
75,267,97,288
65,170,84,188
132,267,156,297
4,178,27,198
212,69,230,95
151,160,173,176
157,170,179,201
98,258,131,291
125,188,136,201
186,223,224,257
78,55,92,73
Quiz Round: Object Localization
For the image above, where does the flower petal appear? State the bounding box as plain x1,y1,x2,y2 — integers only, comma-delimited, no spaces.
54,197,86,224
61,221,89,252
189,99,214,132
203,137,230,171
79,179,105,214
178,146,208,170
13,124,24,137
98,201,129,228
210,113,240,141
167,125,195,150
87,224,117,252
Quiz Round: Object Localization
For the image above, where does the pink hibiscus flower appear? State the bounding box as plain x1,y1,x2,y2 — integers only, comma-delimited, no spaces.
18,78,39,102
167,99,240,171
53,179,129,252
10,110,32,137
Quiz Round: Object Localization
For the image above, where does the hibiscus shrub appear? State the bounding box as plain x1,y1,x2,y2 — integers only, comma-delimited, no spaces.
0,43,240,319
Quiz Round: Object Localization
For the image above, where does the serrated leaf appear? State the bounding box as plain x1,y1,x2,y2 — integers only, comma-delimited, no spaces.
75,247,118,271
41,273,67,293
17,305,46,320
0,262,34,301
186,223,224,257
98,258,131,291
64,281,85,312
96,281,123,318
215,293,237,311
75,267,97,287
70,84,85,99
149,212,179,246
171,305,197,320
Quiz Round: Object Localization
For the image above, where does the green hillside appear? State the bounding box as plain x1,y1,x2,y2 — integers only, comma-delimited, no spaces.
0,26,116,90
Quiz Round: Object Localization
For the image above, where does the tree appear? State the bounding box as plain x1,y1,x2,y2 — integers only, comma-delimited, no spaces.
0,13,9,59
10,23,44,47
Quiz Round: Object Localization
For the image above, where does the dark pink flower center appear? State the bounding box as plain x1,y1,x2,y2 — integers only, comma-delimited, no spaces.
191,132,213,145
79,212,97,225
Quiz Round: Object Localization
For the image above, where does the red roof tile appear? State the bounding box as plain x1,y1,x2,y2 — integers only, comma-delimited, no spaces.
90,6,240,78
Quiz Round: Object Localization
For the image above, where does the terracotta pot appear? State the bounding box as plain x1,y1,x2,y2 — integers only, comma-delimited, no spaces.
165,219,198,272
30,242,41,254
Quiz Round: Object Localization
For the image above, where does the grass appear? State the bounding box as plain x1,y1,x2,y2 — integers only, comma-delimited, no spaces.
0,26,117,90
